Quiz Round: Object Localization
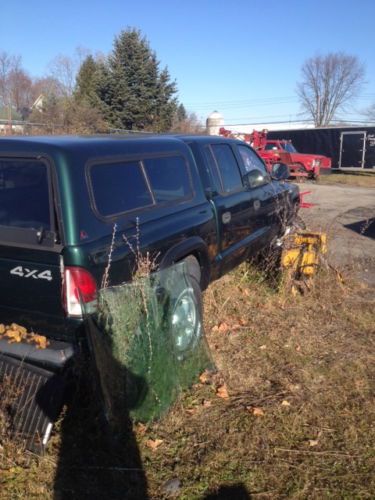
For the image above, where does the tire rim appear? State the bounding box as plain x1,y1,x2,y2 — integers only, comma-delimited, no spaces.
171,289,198,352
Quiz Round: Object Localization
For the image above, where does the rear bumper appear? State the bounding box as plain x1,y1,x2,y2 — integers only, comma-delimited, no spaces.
0,354,67,454
0,337,76,372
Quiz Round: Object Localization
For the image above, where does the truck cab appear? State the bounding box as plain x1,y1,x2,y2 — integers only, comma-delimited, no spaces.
258,139,331,177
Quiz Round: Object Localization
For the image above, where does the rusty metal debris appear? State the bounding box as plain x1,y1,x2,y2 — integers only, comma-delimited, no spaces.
282,231,327,279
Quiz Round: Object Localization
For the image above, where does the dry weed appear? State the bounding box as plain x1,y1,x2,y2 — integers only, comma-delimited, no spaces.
139,264,375,498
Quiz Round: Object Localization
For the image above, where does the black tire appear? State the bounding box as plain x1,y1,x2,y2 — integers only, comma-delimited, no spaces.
169,257,203,359
182,254,201,285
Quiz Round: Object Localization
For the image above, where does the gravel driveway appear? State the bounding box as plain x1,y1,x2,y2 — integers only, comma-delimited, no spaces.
297,182,375,285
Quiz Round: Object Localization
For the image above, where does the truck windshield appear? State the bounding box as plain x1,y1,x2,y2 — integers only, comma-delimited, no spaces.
283,143,297,153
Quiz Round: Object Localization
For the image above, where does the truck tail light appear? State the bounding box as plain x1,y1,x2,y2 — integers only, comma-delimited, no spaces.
62,266,98,317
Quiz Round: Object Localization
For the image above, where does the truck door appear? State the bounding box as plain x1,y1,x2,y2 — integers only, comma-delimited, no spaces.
201,143,270,274
339,132,366,169
236,144,285,241
0,157,65,338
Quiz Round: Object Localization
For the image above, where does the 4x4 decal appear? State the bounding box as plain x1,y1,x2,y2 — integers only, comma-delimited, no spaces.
10,266,53,281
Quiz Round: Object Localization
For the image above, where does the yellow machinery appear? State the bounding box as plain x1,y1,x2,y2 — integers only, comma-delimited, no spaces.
282,231,327,278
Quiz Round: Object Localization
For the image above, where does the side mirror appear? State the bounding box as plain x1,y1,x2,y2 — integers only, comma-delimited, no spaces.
271,162,290,181
205,187,218,199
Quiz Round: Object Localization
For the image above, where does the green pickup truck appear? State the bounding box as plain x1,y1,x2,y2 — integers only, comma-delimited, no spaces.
0,134,299,450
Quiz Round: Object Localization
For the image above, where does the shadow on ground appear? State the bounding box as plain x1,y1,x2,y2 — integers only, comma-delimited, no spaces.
344,218,375,239
53,361,148,500
203,483,251,499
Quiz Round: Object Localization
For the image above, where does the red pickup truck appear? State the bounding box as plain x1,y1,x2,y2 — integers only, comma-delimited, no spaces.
254,139,331,179
219,128,331,179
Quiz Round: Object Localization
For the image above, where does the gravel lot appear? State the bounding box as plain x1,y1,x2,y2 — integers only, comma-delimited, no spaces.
299,182,375,285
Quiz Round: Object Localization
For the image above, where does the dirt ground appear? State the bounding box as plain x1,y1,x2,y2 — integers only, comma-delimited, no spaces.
299,182,375,285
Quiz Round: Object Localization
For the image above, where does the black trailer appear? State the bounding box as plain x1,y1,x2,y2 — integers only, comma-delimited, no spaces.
267,126,375,170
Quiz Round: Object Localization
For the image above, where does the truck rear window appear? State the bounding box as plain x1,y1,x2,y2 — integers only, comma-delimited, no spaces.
89,156,192,217
90,161,153,217
0,159,51,231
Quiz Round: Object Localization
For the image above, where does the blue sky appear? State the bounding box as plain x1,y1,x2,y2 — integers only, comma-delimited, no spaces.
1,0,375,126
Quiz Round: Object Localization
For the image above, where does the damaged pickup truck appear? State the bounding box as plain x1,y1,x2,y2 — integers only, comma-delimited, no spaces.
0,134,299,451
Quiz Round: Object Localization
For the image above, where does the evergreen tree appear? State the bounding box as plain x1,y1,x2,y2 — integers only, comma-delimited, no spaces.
74,28,179,131
108,28,160,130
153,67,177,132
176,103,187,122
74,55,99,104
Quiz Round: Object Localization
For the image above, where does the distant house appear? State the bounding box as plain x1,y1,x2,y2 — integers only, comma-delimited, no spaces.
31,94,44,112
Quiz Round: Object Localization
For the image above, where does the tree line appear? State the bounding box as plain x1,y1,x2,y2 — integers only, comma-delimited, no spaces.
0,29,373,134
0,28,201,134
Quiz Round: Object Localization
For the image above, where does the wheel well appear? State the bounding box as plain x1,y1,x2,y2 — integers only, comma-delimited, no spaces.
177,251,210,290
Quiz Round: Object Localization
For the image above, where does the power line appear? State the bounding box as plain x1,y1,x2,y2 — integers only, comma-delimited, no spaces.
184,93,375,111
184,96,298,106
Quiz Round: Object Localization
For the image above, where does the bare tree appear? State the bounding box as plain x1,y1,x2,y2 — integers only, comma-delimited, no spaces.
47,47,90,97
363,103,375,123
0,52,21,107
8,67,33,112
171,110,203,133
297,52,365,127
48,55,77,97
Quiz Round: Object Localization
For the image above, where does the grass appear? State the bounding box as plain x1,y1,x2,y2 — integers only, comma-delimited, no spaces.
1,264,375,499
318,172,375,188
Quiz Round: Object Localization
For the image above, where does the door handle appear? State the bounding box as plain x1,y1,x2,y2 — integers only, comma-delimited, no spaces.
253,200,261,210
222,212,231,224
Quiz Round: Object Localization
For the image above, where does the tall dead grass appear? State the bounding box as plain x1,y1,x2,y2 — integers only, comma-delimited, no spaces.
138,264,375,498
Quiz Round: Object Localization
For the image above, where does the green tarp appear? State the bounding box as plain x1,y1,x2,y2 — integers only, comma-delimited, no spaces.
85,262,212,428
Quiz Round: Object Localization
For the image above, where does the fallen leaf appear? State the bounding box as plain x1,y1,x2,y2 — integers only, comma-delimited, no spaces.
216,384,229,400
199,370,212,384
259,344,267,350
218,322,230,334
145,438,164,451
135,423,147,435
288,383,301,392
281,400,291,407
308,439,319,447
252,407,265,417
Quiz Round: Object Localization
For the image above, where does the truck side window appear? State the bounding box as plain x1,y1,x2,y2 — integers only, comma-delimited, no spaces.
238,145,270,188
90,161,153,216
210,144,243,193
143,156,192,203
201,146,222,194
0,159,51,231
